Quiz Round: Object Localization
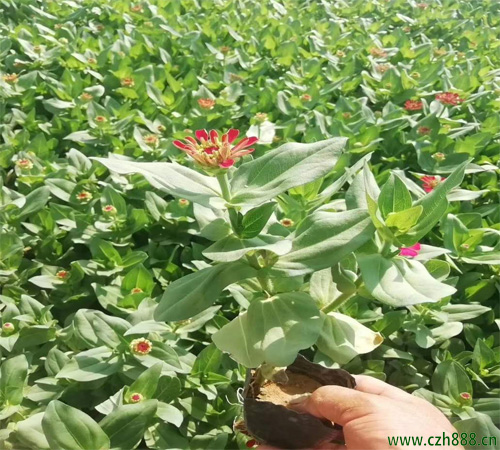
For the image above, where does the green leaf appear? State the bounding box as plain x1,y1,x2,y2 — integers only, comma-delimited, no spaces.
385,205,423,233
156,402,183,427
0,354,28,405
316,312,383,364
100,400,158,450
212,292,323,367
42,401,110,450
14,186,51,221
56,347,122,382
270,209,374,276
309,269,338,308
378,174,412,218
191,343,222,375
431,360,472,401
101,186,127,215
154,262,257,321
92,158,223,208
0,232,24,271
126,363,162,401
45,347,70,377
240,202,276,238
121,264,155,294
203,234,292,262
401,160,469,245
454,416,500,450
359,254,456,307
230,137,347,205
17,413,50,450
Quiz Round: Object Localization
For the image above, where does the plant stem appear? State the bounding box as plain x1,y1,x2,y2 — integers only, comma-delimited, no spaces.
322,290,354,314
216,172,231,201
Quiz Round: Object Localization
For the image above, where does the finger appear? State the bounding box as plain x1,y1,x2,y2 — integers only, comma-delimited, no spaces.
292,385,379,426
353,375,411,401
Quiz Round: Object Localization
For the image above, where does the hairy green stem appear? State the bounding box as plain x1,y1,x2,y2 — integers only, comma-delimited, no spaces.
321,290,355,314
216,172,231,201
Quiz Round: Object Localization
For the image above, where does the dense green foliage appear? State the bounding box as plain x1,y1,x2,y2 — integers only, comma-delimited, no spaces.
0,0,499,449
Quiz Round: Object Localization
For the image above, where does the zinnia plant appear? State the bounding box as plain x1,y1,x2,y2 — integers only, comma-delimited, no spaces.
95,137,470,369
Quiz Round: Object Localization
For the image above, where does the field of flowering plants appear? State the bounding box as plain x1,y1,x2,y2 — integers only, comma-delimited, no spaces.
1,0,499,448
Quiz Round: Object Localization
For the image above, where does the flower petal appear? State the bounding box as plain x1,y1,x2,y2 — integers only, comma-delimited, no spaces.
227,128,240,143
210,130,219,144
173,140,190,150
219,159,235,168
195,129,209,141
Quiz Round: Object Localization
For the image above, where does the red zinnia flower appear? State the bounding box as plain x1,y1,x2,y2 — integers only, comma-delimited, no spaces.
173,129,257,169
417,126,431,135
56,270,70,279
460,392,471,401
76,191,92,202
130,393,143,403
121,77,135,87
435,92,463,106
404,100,423,111
130,338,152,355
421,175,446,192
400,243,421,258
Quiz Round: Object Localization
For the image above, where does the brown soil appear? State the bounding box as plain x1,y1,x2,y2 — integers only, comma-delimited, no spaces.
257,371,322,407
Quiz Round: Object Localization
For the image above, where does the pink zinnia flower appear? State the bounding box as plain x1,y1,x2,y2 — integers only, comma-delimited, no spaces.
422,175,446,192
103,205,117,215
400,243,421,258
435,92,463,105
198,98,215,110
173,129,257,169
404,100,423,111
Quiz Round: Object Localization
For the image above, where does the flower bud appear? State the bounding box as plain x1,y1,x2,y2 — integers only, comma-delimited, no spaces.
103,205,117,215
2,323,15,335
16,158,33,170
280,218,294,228
431,152,446,162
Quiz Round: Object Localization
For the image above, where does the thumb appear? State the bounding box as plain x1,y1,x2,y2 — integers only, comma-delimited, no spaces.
290,385,379,426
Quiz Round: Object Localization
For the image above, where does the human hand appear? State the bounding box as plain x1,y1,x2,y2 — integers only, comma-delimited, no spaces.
258,375,463,450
